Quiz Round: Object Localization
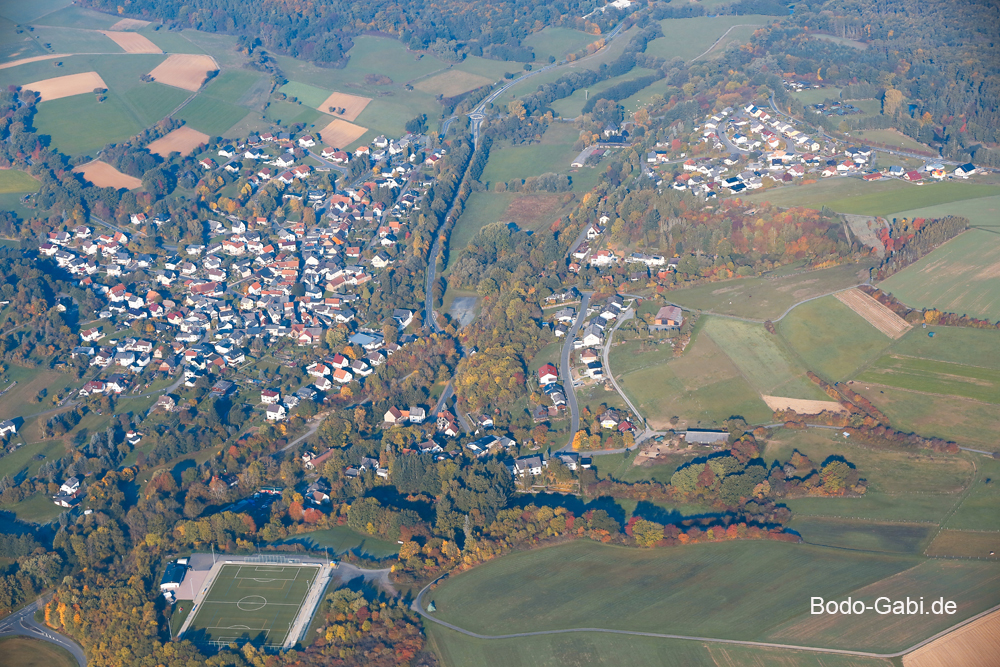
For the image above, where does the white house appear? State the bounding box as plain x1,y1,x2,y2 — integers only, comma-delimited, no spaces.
266,404,287,421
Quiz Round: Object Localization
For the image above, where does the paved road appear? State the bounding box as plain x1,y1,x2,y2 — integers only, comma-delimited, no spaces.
412,577,1000,660
0,600,87,666
558,292,591,451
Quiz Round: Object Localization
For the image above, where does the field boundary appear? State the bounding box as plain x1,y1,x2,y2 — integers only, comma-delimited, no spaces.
413,573,1000,659
835,288,911,338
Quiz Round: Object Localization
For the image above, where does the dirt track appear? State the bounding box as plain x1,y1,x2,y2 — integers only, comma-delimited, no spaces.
835,288,911,339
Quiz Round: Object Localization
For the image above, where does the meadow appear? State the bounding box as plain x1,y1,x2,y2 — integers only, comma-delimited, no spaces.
823,182,1000,217
0,492,66,523
549,67,659,117
0,439,68,483
787,516,935,554
791,86,842,106
887,326,1000,370
427,538,997,652
0,636,78,667
480,123,581,184
521,27,595,63
701,317,829,399
946,455,1000,531
615,325,773,429
426,624,896,667
0,169,39,194
852,129,933,153
777,295,892,381
739,177,908,209
666,261,873,320
175,93,250,137
857,355,1000,404
648,15,773,62
275,525,399,558
926,530,1000,559
878,228,1000,321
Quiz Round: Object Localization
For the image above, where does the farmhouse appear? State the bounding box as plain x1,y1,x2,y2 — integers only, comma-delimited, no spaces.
653,305,684,328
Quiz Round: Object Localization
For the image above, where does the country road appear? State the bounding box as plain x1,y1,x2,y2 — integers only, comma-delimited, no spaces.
412,577,1000,660
558,292,591,451
0,599,88,667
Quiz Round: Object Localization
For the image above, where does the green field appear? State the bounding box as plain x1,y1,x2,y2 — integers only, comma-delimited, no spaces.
739,177,908,209
29,25,121,54
426,623,895,667
278,81,330,109
852,129,933,153
33,94,142,156
788,516,935,554
202,69,265,104
649,16,772,62
277,525,399,558
0,439,67,482
445,192,517,269
121,82,189,125
791,86,842,106
0,492,66,523
428,539,1000,652
141,28,208,55
879,228,1000,321
15,2,106,28
480,123,580,184
667,261,872,320
946,455,1000,531
882,193,1000,228
824,182,1000,217
550,68,659,118
0,169,39,194
521,27,596,63
926,530,1000,559
0,636,78,667
175,93,250,137
778,296,892,381
857,355,1000,404
854,384,1000,452
701,317,829,399
616,324,772,429
184,563,318,646
888,326,1000,370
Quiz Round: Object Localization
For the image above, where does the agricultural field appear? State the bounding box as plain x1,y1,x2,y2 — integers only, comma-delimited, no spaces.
925,530,1000,559
648,15,773,62
878,228,1000,321
823,182,1000,217
887,327,1000,370
521,27,595,63
904,609,1000,667
700,317,829,400
787,516,935,554
121,82,189,124
73,160,142,189
666,261,873,320
146,125,210,157
201,69,266,105
777,296,892,381
0,636,78,667
21,4,115,30
175,93,250,137
414,70,492,97
615,324,773,429
550,67,659,118
857,356,1000,404
426,624,896,667
0,169,40,194
852,129,933,153
740,177,909,209
946,455,1000,531
428,538,998,652
765,559,1000,651
0,368,83,422
885,193,1000,227
23,70,107,101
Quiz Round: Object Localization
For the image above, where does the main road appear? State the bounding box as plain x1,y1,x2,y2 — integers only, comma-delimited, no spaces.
0,599,88,666
558,292,591,451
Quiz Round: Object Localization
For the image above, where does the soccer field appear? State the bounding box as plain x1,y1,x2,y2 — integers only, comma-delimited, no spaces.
184,564,318,647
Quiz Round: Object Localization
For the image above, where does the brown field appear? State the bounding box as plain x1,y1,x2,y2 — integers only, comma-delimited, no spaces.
148,54,218,91
72,161,142,190
414,70,493,97
903,608,1000,667
315,91,372,122
23,71,108,102
0,54,69,71
925,530,1000,559
146,126,210,157
502,194,563,227
835,288,911,339
762,395,846,413
99,31,162,54
318,118,368,148
109,18,151,30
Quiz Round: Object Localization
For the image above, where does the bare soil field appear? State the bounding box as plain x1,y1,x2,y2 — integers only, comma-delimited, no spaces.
834,288,911,339
925,530,1000,559
0,54,69,70
317,118,368,148
903,608,1000,667
148,54,218,91
23,71,107,102
762,396,846,413
72,160,142,189
99,31,162,54
502,194,563,227
315,91,371,122
109,18,151,30
146,126,210,157
414,69,493,97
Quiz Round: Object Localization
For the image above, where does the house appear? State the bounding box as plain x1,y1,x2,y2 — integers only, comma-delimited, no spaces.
409,407,426,424
261,389,280,404
954,163,976,178
580,348,600,364
384,406,407,425
266,404,287,421
332,368,353,384
538,363,559,385
392,308,414,328
298,134,316,148
60,477,80,495
581,325,603,347
0,419,15,437
154,395,176,412
199,158,216,170
903,170,923,182
653,305,683,327
510,456,545,477
600,410,620,429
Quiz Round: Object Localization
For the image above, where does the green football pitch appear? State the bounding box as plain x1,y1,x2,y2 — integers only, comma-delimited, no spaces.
185,564,318,646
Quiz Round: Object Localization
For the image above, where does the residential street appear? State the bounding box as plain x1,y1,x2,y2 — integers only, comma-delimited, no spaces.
558,292,591,451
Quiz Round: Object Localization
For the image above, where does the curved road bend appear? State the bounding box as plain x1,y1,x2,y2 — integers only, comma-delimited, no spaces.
0,600,88,666
559,292,591,451
412,577,1000,660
